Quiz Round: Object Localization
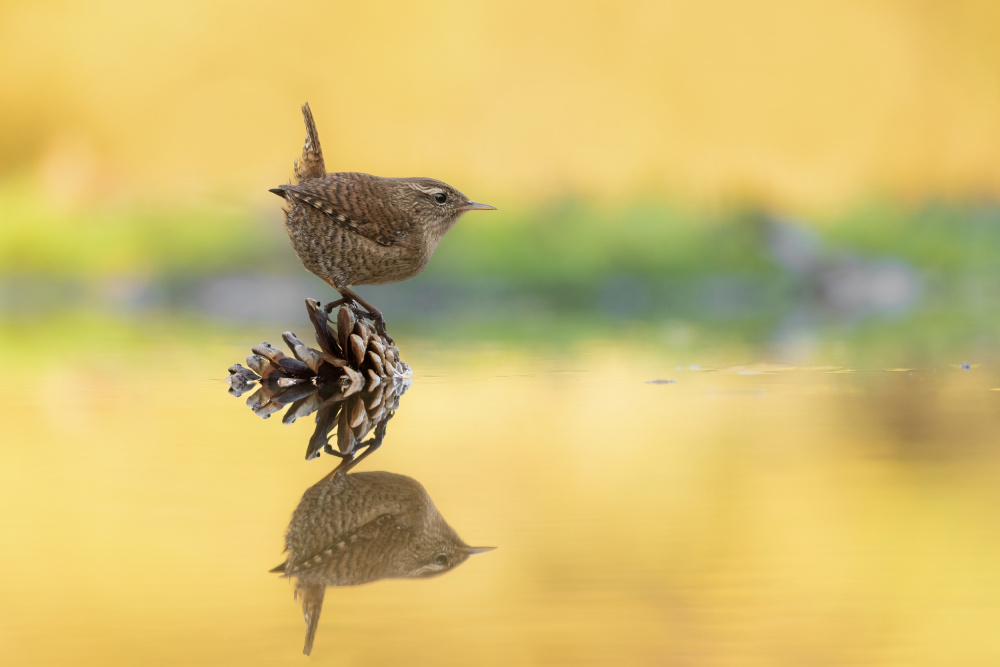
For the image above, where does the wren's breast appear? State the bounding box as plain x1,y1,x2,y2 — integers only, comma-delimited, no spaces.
338,232,432,286
283,199,437,288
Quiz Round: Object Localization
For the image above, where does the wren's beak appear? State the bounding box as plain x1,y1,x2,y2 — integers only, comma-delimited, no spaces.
459,201,497,212
463,545,497,555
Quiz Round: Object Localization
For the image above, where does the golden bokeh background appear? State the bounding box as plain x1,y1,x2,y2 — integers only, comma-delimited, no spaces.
3,0,1000,212
5,5,1000,662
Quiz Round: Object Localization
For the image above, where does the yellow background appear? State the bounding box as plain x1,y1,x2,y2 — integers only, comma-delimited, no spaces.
3,0,1000,212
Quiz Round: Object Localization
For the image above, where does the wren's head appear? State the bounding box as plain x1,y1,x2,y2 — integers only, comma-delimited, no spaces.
396,177,496,239
406,538,496,579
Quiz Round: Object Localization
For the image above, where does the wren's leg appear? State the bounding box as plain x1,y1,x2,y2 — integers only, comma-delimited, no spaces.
337,286,394,344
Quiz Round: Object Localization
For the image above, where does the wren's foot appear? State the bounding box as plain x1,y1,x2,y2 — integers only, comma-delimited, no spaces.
321,297,350,314
324,297,371,324
368,310,394,345
323,296,395,345
322,296,368,322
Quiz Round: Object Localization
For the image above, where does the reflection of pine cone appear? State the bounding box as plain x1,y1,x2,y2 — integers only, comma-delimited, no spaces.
243,371,409,460
297,378,408,460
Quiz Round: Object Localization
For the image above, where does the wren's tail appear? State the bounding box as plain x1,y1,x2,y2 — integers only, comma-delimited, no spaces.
295,102,326,182
295,581,326,656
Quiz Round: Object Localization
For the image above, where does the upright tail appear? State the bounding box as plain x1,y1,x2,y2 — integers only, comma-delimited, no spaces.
295,102,326,182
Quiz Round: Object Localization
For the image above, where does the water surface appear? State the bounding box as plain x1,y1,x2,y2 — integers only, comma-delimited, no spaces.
3,332,1000,665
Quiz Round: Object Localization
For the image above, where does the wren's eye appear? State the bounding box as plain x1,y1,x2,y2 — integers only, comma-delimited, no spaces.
433,192,447,204
434,554,449,567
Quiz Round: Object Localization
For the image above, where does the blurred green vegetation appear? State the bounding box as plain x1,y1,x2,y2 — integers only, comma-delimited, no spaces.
3,180,999,362
4,178,1000,286
2,298,996,376
427,199,775,286
0,180,285,278
818,200,1000,275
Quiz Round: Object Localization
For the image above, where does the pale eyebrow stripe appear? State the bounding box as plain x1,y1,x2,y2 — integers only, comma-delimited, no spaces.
408,183,442,195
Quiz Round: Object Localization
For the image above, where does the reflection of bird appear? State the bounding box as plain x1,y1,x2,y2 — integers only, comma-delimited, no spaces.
269,103,496,338
272,464,493,655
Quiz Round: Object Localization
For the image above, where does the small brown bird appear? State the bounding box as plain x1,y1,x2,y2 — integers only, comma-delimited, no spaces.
270,103,496,339
272,458,494,655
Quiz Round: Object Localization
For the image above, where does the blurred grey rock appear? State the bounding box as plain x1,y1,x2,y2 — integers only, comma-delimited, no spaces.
763,214,921,316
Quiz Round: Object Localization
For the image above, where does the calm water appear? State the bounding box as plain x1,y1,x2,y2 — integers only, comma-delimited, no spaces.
4,329,1000,665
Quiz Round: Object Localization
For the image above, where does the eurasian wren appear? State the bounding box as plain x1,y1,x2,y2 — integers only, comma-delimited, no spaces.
269,103,496,338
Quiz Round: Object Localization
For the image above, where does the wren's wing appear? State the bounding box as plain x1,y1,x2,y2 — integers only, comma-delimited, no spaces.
282,513,398,578
275,175,411,247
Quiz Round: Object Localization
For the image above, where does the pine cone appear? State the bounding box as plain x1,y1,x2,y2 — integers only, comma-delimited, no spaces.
226,298,411,397
225,298,412,459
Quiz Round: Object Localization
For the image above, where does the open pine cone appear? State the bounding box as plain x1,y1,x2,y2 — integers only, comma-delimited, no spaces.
227,298,411,397
225,298,411,460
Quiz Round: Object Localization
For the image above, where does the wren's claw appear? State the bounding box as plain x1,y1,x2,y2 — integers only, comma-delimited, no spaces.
326,294,395,345
347,301,372,323
356,302,393,345
371,314,394,345
322,298,370,328
354,305,394,346
322,297,353,315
